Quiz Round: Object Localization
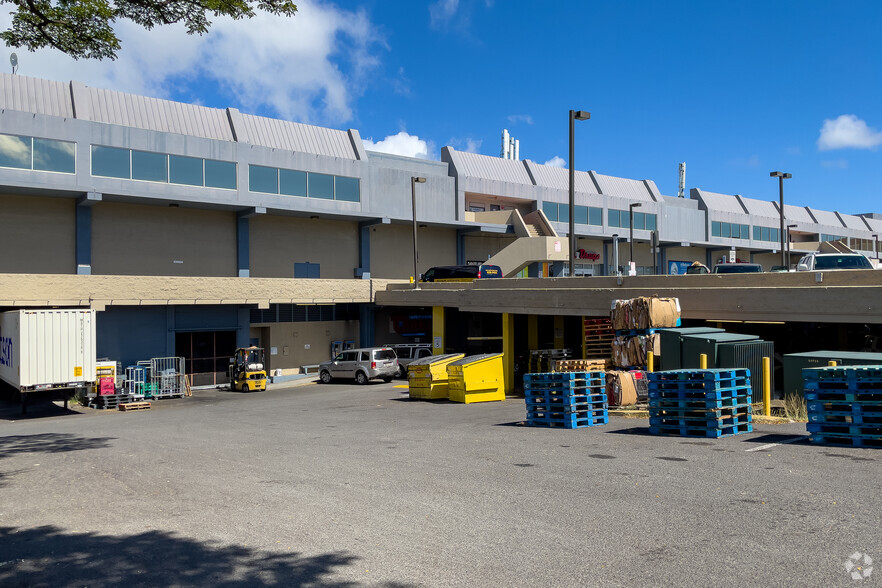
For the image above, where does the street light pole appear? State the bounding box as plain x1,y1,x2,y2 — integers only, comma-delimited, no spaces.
629,202,642,271
569,109,590,277
612,234,619,276
411,176,426,289
874,234,879,266
770,171,792,269
786,224,797,268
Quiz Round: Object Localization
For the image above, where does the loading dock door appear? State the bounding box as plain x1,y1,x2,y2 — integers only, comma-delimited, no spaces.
176,331,237,387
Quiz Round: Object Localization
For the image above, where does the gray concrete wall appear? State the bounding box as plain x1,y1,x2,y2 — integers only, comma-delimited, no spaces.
92,202,237,276
249,215,358,279
369,224,457,279
463,234,516,264
250,320,360,370
0,194,75,273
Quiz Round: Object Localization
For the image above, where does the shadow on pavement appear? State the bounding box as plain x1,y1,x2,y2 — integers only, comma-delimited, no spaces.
738,432,810,445
0,525,419,588
0,393,82,421
0,432,116,456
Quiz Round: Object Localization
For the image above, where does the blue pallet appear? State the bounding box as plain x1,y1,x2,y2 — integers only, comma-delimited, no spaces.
526,397,608,409
806,401,882,414
649,422,752,438
614,328,659,337
649,413,752,428
527,414,609,429
808,411,882,426
525,383,606,394
803,391,882,404
806,423,882,438
647,368,751,382
649,404,752,418
649,379,751,392
803,366,882,382
527,406,608,419
808,434,882,449
524,372,605,384
648,388,751,401
649,397,751,410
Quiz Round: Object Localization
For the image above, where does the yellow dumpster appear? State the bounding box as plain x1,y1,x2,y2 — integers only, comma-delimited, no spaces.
408,353,465,399
447,353,506,403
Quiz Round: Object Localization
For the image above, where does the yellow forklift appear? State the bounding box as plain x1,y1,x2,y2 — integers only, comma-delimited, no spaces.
229,347,267,392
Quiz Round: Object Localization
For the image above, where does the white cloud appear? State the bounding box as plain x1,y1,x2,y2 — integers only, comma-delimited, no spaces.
507,114,533,125
429,0,460,28
818,114,882,151
544,156,566,168
727,154,760,168
363,132,431,159
1,1,383,124
449,137,482,153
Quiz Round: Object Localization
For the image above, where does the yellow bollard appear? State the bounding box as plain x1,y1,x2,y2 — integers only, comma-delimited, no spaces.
762,356,771,417
699,353,708,369
828,360,837,367
647,351,654,373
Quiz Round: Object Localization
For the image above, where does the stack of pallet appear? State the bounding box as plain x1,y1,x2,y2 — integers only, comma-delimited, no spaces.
528,349,571,373
804,366,882,448
555,358,611,373
583,318,615,360
523,372,608,429
646,369,753,438
88,393,132,410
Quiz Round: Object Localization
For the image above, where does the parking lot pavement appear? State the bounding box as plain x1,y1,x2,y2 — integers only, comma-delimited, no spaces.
1,382,879,587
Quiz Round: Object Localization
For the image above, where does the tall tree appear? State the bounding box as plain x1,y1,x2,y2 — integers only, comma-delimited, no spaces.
1,0,298,60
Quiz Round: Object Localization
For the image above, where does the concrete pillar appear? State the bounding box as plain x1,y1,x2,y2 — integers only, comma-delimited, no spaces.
502,312,514,394
554,315,565,349
359,305,375,348
237,207,265,278
432,306,445,355
76,192,101,275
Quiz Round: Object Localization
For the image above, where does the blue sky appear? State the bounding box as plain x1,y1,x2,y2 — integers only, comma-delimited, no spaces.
4,0,882,213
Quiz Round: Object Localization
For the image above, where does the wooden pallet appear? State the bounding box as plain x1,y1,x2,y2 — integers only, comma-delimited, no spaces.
119,401,151,411
555,359,612,372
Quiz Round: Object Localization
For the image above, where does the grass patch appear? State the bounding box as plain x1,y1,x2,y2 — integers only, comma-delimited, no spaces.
783,393,808,422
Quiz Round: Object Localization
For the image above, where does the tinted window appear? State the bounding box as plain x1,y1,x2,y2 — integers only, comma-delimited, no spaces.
374,349,397,360
589,207,602,226
574,205,588,225
308,172,334,199
360,351,370,361
205,159,237,189
33,138,75,173
280,169,307,196
646,214,657,231
714,265,762,273
0,134,31,169
558,205,569,223
335,176,360,202
92,145,130,178
814,256,872,270
340,351,357,361
169,155,203,186
609,209,620,227
712,221,721,237
132,150,168,182
250,165,278,194
542,201,558,222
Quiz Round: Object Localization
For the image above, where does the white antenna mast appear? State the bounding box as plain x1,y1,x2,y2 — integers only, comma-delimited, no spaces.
678,162,686,198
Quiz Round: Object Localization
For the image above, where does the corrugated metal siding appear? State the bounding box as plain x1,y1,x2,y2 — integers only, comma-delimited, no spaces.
240,114,355,159
861,216,882,232
740,196,779,218
0,73,73,118
528,162,597,193
782,204,815,224
695,190,745,213
594,173,654,201
808,207,843,227
839,213,867,230
86,87,233,141
449,150,533,185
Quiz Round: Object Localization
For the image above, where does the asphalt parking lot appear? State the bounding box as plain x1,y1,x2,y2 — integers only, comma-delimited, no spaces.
1,380,879,587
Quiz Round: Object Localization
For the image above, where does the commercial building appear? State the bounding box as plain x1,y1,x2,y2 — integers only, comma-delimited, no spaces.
1,73,880,384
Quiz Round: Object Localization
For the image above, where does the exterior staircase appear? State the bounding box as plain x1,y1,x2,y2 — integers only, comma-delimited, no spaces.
476,209,569,277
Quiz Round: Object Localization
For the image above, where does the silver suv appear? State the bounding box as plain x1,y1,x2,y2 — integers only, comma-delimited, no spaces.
796,253,873,271
386,344,433,378
318,347,399,385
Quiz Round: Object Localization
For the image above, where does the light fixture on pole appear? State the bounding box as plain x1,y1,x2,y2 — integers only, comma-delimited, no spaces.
786,224,797,265
568,109,590,277
628,202,642,268
411,176,426,289
770,171,792,269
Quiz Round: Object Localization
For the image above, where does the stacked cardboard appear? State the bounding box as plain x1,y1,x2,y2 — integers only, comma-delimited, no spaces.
611,296,680,330
612,333,660,368
606,370,638,406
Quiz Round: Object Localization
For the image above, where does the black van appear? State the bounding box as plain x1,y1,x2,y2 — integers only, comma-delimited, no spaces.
421,264,503,282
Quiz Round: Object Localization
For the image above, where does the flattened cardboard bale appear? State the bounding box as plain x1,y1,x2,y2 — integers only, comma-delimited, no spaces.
612,333,659,368
606,370,638,406
611,296,681,330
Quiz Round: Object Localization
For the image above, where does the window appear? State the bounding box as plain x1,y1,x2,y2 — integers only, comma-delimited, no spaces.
33,138,75,173
132,150,168,182
574,205,588,225
713,221,751,240
608,208,655,229
0,134,75,173
249,165,278,194
205,159,237,189
558,205,569,223
542,201,558,221
91,145,130,178
308,173,334,199
280,169,307,197
0,134,32,169
645,214,657,231
608,209,620,227
335,176,360,202
169,155,203,186
712,222,722,237
294,262,320,278
588,207,602,226
633,212,646,230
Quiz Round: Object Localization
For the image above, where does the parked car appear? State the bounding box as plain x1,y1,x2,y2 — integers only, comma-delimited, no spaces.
712,263,763,274
385,343,433,378
318,347,399,385
768,265,791,272
796,253,873,271
420,264,503,282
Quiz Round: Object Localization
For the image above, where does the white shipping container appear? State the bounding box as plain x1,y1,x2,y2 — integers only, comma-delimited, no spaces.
0,309,97,392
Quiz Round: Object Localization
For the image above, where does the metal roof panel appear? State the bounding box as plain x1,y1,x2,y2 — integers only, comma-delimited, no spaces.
694,190,746,214
739,195,779,218
808,207,843,227
593,173,655,201
782,204,815,223
448,150,534,185
0,73,73,118
527,161,598,193
240,114,356,159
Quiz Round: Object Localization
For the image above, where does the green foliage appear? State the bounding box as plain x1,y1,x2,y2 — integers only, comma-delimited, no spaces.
1,0,298,60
